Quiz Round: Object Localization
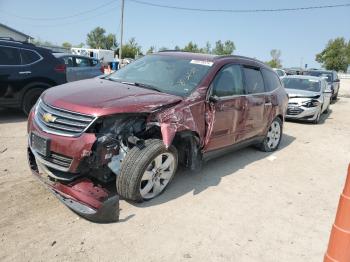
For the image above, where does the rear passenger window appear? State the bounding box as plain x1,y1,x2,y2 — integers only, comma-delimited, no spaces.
20,49,41,64
75,58,90,67
0,46,21,65
212,64,244,97
262,69,282,91
243,67,265,94
63,57,74,67
91,59,98,66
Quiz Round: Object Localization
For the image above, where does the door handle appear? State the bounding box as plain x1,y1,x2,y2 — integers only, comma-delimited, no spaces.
19,71,31,75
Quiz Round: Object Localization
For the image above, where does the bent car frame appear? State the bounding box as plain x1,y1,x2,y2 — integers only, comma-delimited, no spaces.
27,51,288,222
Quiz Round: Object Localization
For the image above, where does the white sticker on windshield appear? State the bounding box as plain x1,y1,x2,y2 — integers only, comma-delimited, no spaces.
190,60,213,66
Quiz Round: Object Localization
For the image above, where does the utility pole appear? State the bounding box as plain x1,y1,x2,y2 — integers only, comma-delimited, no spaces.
119,0,125,68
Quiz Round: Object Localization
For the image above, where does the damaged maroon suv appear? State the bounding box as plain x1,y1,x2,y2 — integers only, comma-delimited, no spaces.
27,52,288,222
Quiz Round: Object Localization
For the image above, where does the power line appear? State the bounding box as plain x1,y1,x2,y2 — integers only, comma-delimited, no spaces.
127,0,350,13
4,7,119,28
0,0,117,21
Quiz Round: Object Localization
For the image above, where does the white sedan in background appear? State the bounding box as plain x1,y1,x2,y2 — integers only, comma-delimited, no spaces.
282,75,332,124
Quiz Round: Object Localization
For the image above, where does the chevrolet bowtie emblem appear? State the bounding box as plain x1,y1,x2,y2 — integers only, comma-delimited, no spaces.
42,113,57,123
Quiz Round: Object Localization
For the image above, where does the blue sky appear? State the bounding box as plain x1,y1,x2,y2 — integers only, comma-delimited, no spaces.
1,0,349,68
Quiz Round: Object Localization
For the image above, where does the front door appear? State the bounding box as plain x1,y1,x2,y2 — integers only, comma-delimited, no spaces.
205,64,247,151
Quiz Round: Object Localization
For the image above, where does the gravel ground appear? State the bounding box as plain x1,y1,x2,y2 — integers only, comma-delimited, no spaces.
0,79,350,262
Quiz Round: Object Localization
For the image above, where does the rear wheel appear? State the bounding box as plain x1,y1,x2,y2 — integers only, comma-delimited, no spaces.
116,139,178,202
259,118,282,152
22,88,45,115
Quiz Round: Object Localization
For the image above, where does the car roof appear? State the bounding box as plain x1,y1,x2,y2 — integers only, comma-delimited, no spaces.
305,69,333,73
284,75,322,81
53,53,97,60
155,51,268,68
0,40,52,53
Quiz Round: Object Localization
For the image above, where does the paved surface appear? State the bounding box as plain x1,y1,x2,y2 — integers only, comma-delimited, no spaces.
1,80,350,262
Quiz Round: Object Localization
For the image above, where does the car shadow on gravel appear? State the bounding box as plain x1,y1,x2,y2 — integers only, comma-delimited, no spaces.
135,133,296,208
0,108,27,124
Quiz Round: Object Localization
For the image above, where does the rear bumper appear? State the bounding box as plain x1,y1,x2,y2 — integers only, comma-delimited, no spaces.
27,147,119,223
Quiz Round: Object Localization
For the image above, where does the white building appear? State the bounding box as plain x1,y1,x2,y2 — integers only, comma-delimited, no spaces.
0,23,33,42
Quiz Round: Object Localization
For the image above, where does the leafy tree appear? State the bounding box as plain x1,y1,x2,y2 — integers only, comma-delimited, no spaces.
266,49,282,68
316,37,348,72
146,46,156,54
86,27,117,50
87,27,106,49
183,41,200,53
174,45,181,51
62,42,72,49
74,42,85,48
120,38,142,58
212,40,235,55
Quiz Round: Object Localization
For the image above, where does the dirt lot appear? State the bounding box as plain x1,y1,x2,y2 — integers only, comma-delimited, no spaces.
1,80,350,262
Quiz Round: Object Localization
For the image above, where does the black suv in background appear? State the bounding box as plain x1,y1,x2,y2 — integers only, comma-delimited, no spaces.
0,38,67,114
304,69,340,100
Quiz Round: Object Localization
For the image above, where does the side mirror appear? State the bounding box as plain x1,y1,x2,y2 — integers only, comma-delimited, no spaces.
209,95,219,103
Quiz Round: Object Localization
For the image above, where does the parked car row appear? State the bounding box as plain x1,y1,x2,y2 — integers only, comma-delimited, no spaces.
0,38,104,114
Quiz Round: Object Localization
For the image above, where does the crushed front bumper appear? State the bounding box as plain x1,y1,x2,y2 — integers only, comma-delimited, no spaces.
28,147,119,223
286,105,320,121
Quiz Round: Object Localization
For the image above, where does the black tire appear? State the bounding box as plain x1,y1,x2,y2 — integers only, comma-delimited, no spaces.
313,111,321,124
259,117,283,152
116,139,178,202
22,88,45,115
323,103,330,114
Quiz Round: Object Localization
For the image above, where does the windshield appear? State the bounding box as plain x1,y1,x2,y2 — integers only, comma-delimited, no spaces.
107,55,213,96
282,78,321,92
304,71,332,82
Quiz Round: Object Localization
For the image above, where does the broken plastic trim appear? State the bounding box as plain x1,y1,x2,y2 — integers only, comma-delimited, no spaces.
27,147,119,223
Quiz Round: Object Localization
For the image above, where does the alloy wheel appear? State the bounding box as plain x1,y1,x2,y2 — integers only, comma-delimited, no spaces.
140,152,176,199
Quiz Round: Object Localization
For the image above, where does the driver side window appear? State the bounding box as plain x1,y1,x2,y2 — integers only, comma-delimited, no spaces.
212,64,244,97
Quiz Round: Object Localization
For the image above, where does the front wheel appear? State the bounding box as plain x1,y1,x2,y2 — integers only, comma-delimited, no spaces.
22,88,45,115
259,118,283,152
116,139,178,202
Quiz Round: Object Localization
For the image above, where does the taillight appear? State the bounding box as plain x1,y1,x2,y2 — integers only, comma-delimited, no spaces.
100,65,104,74
55,64,66,73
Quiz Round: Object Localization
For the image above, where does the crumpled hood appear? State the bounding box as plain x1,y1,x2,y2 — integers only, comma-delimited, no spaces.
42,78,183,116
285,88,320,98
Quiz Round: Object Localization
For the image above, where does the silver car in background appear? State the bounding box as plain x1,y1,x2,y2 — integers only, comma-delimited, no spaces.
282,75,332,124
53,53,104,82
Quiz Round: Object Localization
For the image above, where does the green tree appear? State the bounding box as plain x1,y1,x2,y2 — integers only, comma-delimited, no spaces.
74,42,85,48
62,42,72,49
266,49,282,68
87,27,106,49
316,37,348,72
120,38,142,58
183,41,200,53
212,40,235,55
86,27,117,49
146,46,156,54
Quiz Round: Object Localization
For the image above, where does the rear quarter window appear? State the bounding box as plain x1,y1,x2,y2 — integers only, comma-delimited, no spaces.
0,46,21,65
262,69,282,92
20,49,41,64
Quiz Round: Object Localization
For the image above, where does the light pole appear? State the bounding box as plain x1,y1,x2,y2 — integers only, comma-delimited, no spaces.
119,0,124,68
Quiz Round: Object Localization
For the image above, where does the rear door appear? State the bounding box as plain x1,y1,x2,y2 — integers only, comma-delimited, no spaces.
62,56,76,82
242,66,267,139
74,57,95,81
0,45,26,105
205,64,247,151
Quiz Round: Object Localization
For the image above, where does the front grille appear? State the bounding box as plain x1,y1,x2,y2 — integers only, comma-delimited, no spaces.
287,107,304,115
34,100,96,137
41,152,73,169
